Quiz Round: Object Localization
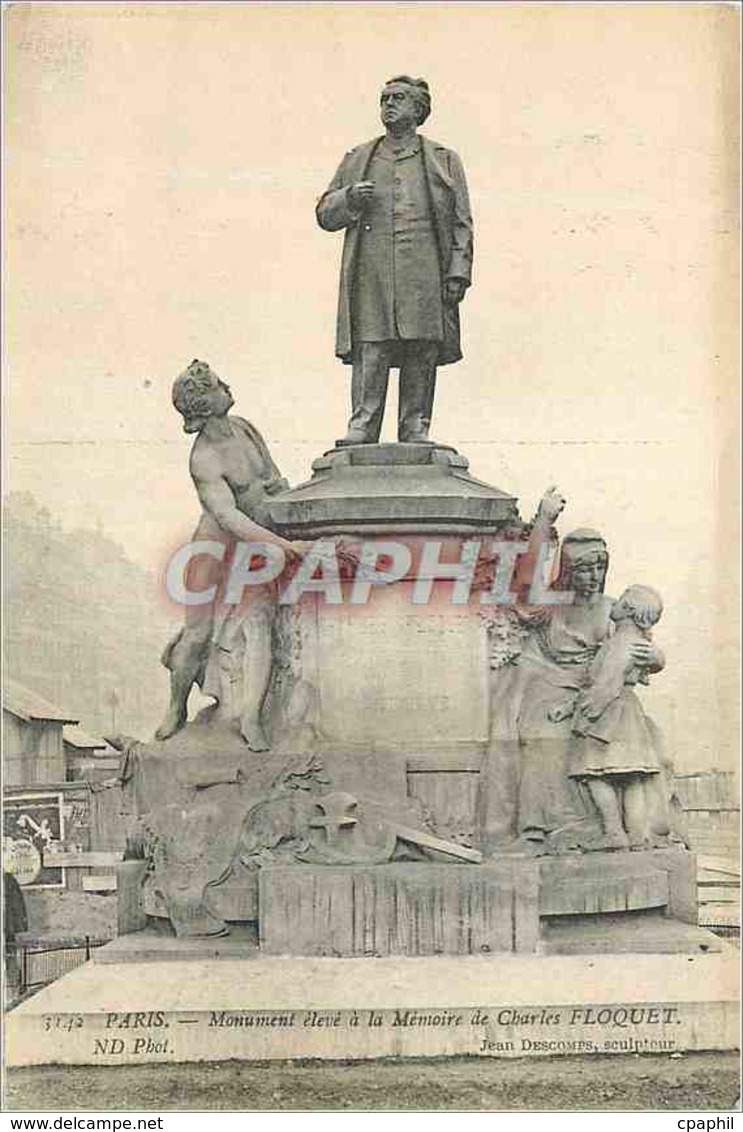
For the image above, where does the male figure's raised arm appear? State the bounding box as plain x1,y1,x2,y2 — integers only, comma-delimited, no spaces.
190,446,295,553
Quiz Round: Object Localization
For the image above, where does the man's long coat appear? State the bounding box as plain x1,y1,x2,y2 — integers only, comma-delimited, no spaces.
316,135,473,366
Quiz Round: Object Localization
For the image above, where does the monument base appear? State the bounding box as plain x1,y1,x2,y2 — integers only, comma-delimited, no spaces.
268,442,521,537
6,949,738,1066
540,910,727,955
259,860,539,956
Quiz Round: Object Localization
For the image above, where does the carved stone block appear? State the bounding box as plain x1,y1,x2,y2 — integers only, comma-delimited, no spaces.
298,583,490,749
115,860,148,936
538,849,696,919
650,847,698,925
259,861,539,957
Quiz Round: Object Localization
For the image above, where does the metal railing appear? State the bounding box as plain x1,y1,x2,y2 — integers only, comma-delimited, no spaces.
18,935,108,994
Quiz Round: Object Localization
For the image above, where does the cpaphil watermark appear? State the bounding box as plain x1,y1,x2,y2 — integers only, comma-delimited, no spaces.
164,537,575,607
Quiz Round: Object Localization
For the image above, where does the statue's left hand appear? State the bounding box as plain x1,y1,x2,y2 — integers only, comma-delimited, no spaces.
574,693,604,722
288,538,359,571
630,641,664,670
444,278,468,305
547,701,574,724
334,536,361,568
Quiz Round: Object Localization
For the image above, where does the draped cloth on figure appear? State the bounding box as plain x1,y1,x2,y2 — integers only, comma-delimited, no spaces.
478,598,615,849
569,624,663,780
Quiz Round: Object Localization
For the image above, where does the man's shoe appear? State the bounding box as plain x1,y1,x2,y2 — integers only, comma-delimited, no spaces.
336,431,373,447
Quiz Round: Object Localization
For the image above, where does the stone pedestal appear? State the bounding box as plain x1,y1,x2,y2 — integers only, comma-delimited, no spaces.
539,848,697,921
6,950,738,1066
110,442,702,975
295,585,491,749
268,442,520,538
259,860,539,957
265,442,524,834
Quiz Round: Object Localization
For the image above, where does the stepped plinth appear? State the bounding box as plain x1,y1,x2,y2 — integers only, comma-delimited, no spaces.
267,443,521,538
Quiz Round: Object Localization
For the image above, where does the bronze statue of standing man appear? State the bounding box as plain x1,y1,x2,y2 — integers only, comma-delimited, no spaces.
317,76,474,445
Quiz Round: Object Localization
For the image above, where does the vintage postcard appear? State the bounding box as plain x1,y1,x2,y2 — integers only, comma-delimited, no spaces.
3,1,739,1116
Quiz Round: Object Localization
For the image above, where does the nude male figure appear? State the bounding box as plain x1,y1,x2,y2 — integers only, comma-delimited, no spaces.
156,359,302,750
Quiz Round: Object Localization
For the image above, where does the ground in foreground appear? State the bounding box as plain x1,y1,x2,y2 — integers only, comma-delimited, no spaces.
4,1052,740,1111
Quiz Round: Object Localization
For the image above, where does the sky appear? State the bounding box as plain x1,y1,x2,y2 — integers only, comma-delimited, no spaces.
5,2,739,771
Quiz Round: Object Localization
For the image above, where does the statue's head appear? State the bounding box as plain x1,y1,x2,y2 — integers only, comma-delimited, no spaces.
172,359,234,433
554,528,609,598
380,75,431,130
612,584,663,629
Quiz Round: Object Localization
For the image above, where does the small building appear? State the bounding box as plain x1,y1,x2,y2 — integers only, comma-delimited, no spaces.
63,725,119,784
3,680,126,939
674,770,740,860
3,680,79,787
673,770,740,940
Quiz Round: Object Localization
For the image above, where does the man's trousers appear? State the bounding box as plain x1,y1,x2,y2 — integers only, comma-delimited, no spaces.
345,339,438,443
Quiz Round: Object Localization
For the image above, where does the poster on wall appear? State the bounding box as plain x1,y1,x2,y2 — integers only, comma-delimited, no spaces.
3,792,65,888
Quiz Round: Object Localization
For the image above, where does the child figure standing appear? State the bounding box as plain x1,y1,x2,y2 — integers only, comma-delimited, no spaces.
566,585,665,850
